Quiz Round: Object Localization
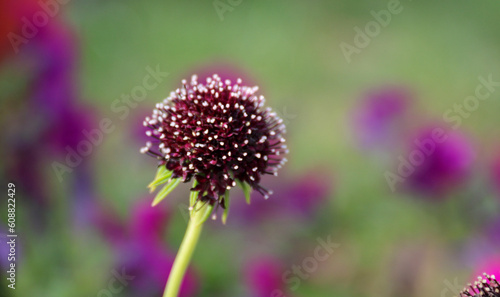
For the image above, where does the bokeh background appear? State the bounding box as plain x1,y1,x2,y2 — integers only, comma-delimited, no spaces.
1,0,500,296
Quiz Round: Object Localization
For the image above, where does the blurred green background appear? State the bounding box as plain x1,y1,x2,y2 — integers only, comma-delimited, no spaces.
1,0,500,296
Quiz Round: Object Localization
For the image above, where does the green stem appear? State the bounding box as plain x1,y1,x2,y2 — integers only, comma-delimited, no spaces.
162,202,210,297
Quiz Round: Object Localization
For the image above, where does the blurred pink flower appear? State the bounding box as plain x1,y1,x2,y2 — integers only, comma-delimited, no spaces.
4,20,94,206
491,154,500,196
30,23,78,115
474,255,500,277
404,126,475,198
353,86,412,149
94,199,198,297
487,217,500,245
230,169,333,223
244,256,292,297
0,0,40,60
118,243,197,297
93,202,126,247
44,104,97,154
7,102,95,206
129,199,170,245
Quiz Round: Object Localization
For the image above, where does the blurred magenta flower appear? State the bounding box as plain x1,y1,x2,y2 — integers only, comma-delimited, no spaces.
403,126,475,198
474,255,500,278
244,256,292,297
3,17,90,193
3,18,99,213
95,199,198,297
230,169,332,223
4,17,83,142
30,23,78,116
487,218,500,245
44,104,96,155
352,86,412,149
27,21,90,153
0,0,40,59
93,202,126,247
118,241,198,297
491,154,500,196
7,101,95,205
7,144,46,204
129,198,170,245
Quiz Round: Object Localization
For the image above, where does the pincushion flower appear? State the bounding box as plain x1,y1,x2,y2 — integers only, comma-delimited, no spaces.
142,74,287,211
141,74,288,297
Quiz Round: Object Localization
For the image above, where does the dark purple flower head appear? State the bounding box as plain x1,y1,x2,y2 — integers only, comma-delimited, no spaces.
141,74,288,208
459,273,499,297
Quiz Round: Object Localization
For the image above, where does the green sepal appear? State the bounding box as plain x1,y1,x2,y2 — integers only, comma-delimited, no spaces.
237,179,252,204
151,178,181,207
148,166,173,193
188,182,200,217
193,203,214,226
222,191,231,225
